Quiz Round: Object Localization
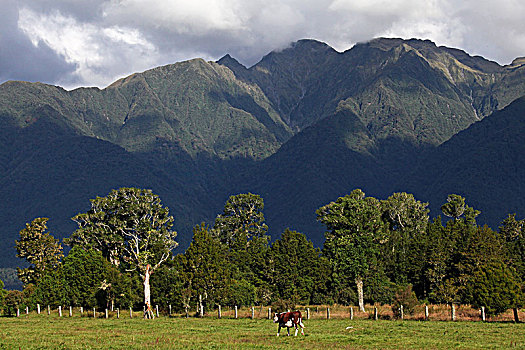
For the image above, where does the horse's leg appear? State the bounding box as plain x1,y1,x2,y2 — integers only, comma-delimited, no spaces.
287,327,290,336
294,324,299,336
277,325,281,337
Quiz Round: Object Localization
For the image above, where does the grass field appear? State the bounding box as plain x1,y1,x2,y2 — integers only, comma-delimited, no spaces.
0,313,524,349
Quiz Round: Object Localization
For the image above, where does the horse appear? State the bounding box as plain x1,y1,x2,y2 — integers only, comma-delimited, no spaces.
273,311,305,336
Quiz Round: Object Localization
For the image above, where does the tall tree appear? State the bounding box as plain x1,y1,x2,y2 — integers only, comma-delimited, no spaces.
381,192,429,285
213,193,268,248
498,214,525,319
317,189,386,311
66,188,177,315
440,194,466,220
15,218,63,286
461,225,522,316
269,229,331,305
182,223,232,312
212,193,269,287
422,195,481,304
499,214,525,279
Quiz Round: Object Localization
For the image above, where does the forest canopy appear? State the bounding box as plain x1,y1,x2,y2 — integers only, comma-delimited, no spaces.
1,188,524,319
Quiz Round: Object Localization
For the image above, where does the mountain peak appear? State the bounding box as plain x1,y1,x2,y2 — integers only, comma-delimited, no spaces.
290,39,334,50
363,37,437,51
257,39,337,65
217,54,246,69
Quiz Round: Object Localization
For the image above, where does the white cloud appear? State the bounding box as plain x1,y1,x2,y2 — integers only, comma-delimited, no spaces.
18,6,160,88
102,0,245,34
6,0,525,88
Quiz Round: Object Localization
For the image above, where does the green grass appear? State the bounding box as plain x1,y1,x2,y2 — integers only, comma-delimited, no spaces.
0,315,523,349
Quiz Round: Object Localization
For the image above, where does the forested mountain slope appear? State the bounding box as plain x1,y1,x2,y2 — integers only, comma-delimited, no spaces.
1,37,524,266
399,96,525,227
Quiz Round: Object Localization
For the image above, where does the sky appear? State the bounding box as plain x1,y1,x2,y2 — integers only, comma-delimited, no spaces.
1,0,525,90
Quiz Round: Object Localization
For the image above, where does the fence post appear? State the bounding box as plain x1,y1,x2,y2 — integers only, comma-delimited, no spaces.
218,305,222,319
169,305,172,316
374,307,378,320
268,307,272,320
350,307,353,320
130,307,133,318
117,308,120,319
80,306,83,316
93,308,96,318
481,307,486,322
47,305,50,315
234,306,238,319
251,307,254,319
327,307,330,319
37,304,41,315
185,306,189,318
26,306,29,315
400,305,404,320
156,305,159,318
69,306,72,317
199,295,203,317
425,305,429,321
59,306,62,317
16,308,20,317
307,307,310,320
105,309,108,319
451,304,456,321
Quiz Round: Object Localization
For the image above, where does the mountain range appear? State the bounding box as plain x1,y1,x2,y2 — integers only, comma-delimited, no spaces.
1,37,524,267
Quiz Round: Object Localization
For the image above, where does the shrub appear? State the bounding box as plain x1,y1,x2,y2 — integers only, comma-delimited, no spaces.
3,290,24,316
271,299,295,313
392,284,419,318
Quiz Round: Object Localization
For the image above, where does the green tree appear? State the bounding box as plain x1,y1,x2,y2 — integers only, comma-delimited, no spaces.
425,194,480,304
269,229,331,305
381,192,429,285
3,290,24,316
212,193,269,293
66,188,178,313
15,218,63,286
61,246,133,309
213,193,268,247
440,194,466,220
499,214,525,283
465,260,522,316
317,189,387,311
61,247,109,307
0,279,7,314
418,217,455,302
150,260,185,312
32,266,66,308
182,223,232,312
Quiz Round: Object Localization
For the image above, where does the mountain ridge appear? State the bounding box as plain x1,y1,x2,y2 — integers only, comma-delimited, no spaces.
0,37,524,267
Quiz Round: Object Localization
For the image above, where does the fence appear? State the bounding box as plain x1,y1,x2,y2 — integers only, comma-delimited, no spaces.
8,303,523,323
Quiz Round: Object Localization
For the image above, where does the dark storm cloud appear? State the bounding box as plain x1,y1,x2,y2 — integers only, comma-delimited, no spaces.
1,0,524,89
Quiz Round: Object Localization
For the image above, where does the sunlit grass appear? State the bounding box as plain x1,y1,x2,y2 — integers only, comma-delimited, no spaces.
0,313,524,349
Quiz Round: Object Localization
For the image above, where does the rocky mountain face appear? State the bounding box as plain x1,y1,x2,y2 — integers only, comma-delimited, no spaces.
1,37,524,266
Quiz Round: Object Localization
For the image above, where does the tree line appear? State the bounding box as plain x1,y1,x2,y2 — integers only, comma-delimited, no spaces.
0,188,523,319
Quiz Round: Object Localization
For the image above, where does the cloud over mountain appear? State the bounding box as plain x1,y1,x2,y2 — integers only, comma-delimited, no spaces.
2,0,525,89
